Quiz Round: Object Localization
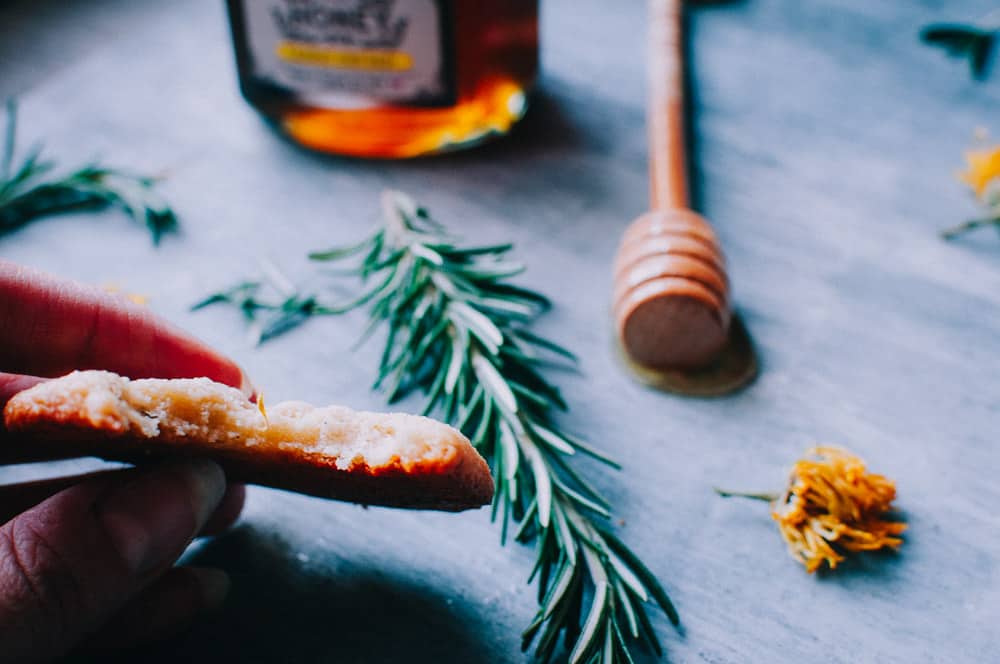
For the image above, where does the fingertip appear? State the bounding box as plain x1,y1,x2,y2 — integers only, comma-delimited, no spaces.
185,566,231,611
238,367,257,401
200,483,246,536
180,459,228,522
0,261,254,388
0,372,43,413
96,459,227,576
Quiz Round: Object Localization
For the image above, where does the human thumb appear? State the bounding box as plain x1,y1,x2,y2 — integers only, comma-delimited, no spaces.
0,460,226,662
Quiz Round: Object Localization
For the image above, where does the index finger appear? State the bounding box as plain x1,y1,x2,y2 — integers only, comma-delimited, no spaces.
0,261,251,393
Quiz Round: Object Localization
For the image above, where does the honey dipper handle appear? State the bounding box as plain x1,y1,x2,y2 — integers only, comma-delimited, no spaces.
648,0,689,211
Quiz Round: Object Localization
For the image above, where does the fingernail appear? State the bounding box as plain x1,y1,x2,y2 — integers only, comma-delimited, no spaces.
186,567,231,611
238,368,257,400
97,459,226,576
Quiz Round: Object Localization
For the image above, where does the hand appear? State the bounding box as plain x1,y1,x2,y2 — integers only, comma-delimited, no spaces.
0,260,251,662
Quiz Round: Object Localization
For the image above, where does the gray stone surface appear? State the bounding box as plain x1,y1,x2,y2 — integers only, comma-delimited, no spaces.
2,0,999,662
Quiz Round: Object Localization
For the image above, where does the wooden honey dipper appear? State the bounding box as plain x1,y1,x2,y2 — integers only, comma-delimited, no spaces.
613,0,756,393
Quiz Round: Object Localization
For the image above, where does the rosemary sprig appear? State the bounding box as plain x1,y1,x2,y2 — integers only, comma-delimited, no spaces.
921,19,998,79
192,282,311,346
198,190,680,663
0,100,177,244
191,259,362,344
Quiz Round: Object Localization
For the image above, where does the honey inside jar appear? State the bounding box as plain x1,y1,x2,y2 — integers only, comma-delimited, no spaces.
226,0,539,158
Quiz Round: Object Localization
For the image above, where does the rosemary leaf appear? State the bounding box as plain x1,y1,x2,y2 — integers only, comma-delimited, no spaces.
632,590,664,656
570,547,610,664
921,22,998,79
613,579,640,639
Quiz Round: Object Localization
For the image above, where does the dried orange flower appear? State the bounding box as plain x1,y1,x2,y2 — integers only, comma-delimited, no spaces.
771,447,906,573
959,145,1000,199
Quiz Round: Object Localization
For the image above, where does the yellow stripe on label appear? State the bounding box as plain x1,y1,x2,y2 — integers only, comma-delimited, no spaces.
275,42,413,71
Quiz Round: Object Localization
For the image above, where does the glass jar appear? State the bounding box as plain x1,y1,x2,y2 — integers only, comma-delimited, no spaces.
226,0,539,158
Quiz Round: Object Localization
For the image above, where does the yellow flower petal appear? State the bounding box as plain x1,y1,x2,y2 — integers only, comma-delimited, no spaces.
770,447,904,573
959,146,1000,199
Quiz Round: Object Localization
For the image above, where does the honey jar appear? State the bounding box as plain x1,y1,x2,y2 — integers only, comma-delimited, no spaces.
226,0,539,158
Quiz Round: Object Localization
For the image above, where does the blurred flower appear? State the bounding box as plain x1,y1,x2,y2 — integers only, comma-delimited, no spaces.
771,447,906,573
959,145,1000,199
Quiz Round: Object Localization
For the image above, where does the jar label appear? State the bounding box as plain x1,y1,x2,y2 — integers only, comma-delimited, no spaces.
240,0,455,108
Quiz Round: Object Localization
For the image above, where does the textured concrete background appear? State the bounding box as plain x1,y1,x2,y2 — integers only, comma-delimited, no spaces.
1,0,998,662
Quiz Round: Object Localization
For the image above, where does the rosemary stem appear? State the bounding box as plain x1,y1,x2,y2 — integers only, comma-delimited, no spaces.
940,216,1000,239
713,488,779,502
